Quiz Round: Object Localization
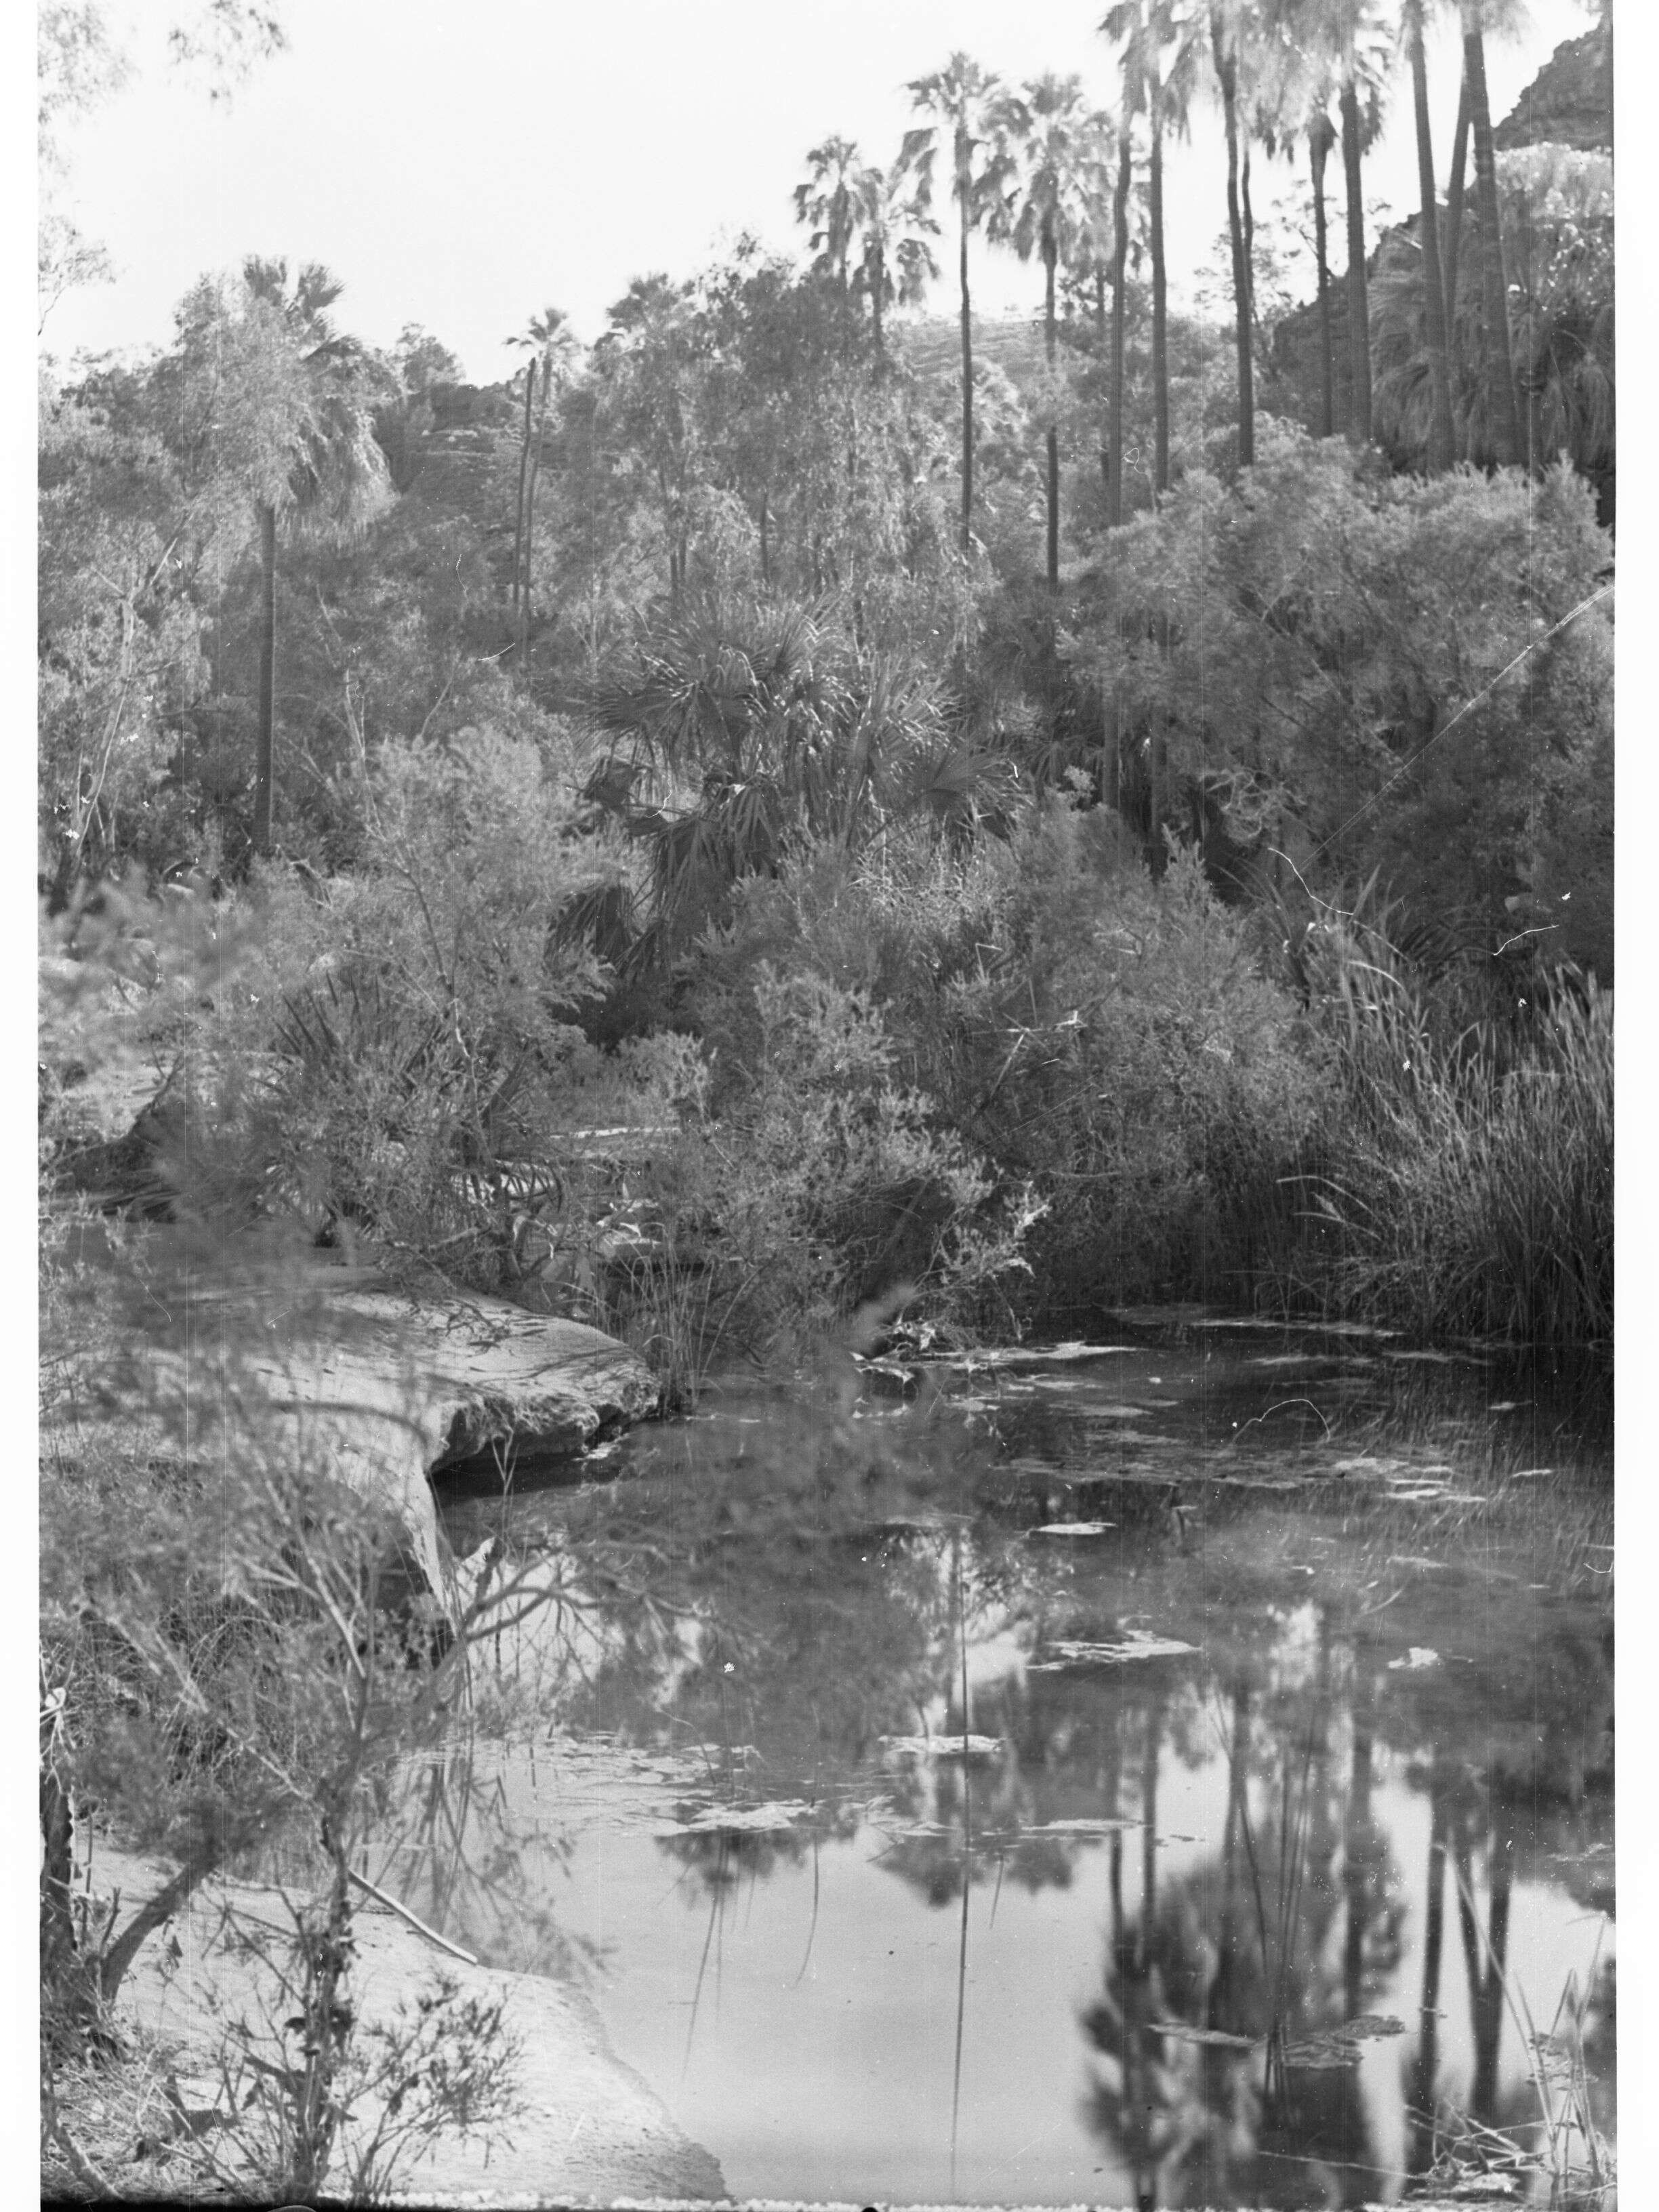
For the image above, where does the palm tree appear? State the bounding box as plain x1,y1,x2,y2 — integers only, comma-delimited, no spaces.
1255,0,1340,436
1207,1,1260,467
506,306,578,661
1401,0,1457,471
901,54,1017,553
847,163,939,363
1006,73,1106,583
793,136,862,289
238,258,389,855
1460,1,1523,466
1105,3,1202,498
1333,1,1393,442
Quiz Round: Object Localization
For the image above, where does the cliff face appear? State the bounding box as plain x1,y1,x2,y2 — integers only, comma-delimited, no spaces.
1492,24,1613,155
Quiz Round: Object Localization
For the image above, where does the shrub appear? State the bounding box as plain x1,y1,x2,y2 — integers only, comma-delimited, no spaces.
685,796,1324,1318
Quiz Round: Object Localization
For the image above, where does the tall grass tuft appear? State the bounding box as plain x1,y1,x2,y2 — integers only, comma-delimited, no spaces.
1279,902,1612,1348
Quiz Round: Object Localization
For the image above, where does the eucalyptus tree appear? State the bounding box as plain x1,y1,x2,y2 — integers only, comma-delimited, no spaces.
1103,1,1202,497
232,258,390,855
1400,0,1458,471
901,54,1018,552
1006,73,1108,581
506,306,578,657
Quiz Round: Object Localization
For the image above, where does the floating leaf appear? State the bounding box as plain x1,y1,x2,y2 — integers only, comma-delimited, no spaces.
655,1799,812,1837
1388,1647,1443,1671
1029,1632,1200,1671
880,1734,1003,1761
1029,1521,1117,1538
1151,2021,1261,2049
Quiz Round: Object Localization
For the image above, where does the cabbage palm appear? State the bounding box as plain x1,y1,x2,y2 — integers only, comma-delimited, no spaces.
847,163,939,361
1104,2,1202,496
901,54,1017,553
1333,1,1393,442
1460,1,1523,466
793,136,861,289
506,306,578,657
1006,73,1109,581
237,258,389,854
1401,0,1457,471
1207,1,1261,466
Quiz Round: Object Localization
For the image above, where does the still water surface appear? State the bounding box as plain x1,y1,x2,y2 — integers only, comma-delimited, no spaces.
398,1319,1614,2207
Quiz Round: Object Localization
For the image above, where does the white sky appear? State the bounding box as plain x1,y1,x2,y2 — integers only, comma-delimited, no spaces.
41,0,1599,382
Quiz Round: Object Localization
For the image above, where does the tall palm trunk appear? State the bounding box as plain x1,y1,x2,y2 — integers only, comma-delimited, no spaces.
1214,24,1255,468
1442,72,1471,354
1109,119,1133,525
1150,105,1170,495
253,499,278,857
512,361,533,618
1311,120,1335,438
958,160,975,553
1463,15,1521,467
1406,3,1456,473
520,361,549,662
1340,81,1373,441
1044,232,1060,588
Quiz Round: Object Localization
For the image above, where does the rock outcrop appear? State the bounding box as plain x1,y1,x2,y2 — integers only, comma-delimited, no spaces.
141,1261,661,1616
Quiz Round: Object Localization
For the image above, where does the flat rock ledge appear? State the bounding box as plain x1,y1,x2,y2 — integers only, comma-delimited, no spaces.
144,1265,663,1613
94,1844,727,2206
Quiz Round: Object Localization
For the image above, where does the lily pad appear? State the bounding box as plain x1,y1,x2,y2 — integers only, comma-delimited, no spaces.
655,1799,812,1838
1029,1521,1117,1538
1388,1647,1443,1671
1029,1632,1200,1671
880,1734,1004,1762
1151,2022,1261,2049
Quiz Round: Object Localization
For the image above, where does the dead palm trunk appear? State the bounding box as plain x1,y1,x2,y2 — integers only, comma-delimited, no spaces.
1311,118,1336,438
253,499,278,856
1150,102,1170,495
1340,81,1373,441
1463,14,1521,467
1406,3,1457,472
1109,119,1134,525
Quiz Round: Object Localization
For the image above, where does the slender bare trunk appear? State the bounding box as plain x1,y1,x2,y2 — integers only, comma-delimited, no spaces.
958,169,974,554
1151,109,1169,495
512,361,533,616
254,499,277,856
1109,121,1133,526
1312,125,1334,438
1215,20,1254,468
1044,233,1059,589
1408,7,1457,472
1465,17,1521,467
1340,81,1372,442
1443,72,1471,355
520,363,548,663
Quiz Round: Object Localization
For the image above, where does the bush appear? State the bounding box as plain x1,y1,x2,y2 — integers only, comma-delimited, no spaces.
685,796,1323,1319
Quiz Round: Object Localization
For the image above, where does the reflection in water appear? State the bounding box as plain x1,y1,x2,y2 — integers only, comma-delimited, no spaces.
407,1334,1613,2207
